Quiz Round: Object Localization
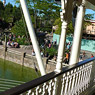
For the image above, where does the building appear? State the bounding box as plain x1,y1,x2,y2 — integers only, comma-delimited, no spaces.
84,20,95,35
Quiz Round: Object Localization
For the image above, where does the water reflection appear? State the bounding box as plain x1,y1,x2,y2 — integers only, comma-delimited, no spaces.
0,58,39,82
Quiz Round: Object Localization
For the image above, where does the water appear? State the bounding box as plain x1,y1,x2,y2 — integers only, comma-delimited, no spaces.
0,58,40,91
0,58,40,82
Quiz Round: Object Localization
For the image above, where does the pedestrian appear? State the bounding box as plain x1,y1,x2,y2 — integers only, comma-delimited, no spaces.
32,49,35,56
41,50,44,57
82,51,85,58
79,56,83,62
64,52,70,64
91,54,94,58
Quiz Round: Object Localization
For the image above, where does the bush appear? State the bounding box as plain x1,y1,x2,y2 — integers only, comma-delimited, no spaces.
46,46,57,57
16,38,29,45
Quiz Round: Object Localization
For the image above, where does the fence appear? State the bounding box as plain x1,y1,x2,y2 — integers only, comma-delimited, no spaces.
0,57,95,95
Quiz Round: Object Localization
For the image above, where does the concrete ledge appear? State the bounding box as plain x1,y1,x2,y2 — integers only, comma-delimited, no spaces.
0,46,56,73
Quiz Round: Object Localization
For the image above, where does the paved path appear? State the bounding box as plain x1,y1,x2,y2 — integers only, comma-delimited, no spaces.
80,50,95,59
0,45,94,60
0,45,32,55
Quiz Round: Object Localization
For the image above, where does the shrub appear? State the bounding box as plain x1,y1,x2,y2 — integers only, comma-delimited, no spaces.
46,46,57,57
16,38,29,45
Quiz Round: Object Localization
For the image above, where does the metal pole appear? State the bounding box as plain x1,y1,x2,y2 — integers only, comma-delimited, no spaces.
20,0,46,75
69,5,85,65
4,34,7,59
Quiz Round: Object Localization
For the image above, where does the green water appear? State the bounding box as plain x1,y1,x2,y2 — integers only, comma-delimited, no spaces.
0,58,40,82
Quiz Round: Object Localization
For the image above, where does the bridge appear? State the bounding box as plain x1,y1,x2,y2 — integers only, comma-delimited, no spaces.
0,0,95,95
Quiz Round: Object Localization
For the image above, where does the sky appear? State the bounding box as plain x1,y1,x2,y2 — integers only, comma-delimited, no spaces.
85,9,95,20
1,0,95,20
1,0,16,5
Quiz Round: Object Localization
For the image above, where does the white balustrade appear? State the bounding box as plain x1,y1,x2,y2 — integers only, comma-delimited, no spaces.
21,61,93,95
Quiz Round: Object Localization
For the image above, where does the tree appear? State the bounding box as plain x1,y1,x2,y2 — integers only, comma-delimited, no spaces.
83,14,94,30
4,3,13,23
53,18,61,35
15,0,60,32
53,13,94,35
84,14,94,20
12,6,22,23
53,18,74,35
67,22,74,35
34,0,60,32
11,19,26,36
0,1,5,19
11,14,35,37
0,1,9,29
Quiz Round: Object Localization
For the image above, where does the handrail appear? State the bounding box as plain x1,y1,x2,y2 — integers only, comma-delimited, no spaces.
0,57,95,95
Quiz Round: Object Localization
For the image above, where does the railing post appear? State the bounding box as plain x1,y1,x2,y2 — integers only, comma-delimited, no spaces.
55,0,68,72
20,0,46,76
55,21,67,72
21,52,26,65
54,0,68,95
69,4,85,65
89,59,95,92
4,34,7,59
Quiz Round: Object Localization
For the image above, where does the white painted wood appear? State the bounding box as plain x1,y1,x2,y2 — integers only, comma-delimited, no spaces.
20,0,46,75
23,61,93,95
55,21,67,72
69,5,85,65
55,0,68,72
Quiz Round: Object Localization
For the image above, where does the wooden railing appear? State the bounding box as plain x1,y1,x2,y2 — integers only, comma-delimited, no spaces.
0,57,95,95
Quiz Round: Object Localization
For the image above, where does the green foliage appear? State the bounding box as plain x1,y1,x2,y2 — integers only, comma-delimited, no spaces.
12,6,22,22
34,0,60,32
15,0,60,32
40,26,52,32
67,22,74,34
4,3,13,23
0,1,4,19
53,13,94,35
84,14,94,20
54,18,61,35
54,18,74,35
46,46,57,56
83,21,91,30
11,19,26,37
11,14,35,38
16,38,29,45
83,14,94,29
0,2,22,30
4,3,22,23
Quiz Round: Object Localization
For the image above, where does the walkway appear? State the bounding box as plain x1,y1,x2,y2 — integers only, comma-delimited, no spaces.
0,45,32,55
0,45,94,60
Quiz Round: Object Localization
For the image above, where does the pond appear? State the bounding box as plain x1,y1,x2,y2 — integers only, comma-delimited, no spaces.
0,58,40,82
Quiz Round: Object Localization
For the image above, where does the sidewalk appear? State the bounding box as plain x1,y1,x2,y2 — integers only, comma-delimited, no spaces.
0,45,32,55
0,45,94,59
80,50,95,60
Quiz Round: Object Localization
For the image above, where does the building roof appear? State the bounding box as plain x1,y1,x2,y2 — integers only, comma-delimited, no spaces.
85,20,95,23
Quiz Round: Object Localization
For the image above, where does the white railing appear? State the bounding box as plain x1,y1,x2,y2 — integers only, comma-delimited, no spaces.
23,61,92,95
0,57,95,95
